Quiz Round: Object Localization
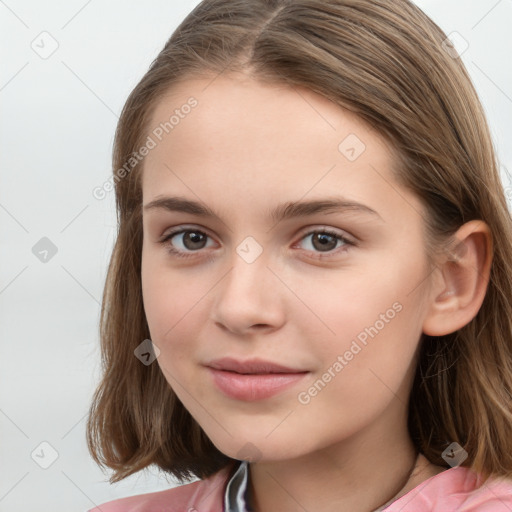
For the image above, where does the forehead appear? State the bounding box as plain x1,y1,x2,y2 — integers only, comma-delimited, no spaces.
140,73,423,225
144,72,390,165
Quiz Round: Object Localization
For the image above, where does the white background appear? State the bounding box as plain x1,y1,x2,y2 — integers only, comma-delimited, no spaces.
1,0,511,511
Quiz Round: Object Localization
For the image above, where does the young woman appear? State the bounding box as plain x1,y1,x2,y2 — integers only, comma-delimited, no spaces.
86,0,512,510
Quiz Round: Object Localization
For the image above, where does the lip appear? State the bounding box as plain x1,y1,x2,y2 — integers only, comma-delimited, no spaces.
205,357,309,401
206,357,306,374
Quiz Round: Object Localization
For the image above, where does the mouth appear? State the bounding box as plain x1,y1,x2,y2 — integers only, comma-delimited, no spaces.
206,357,307,374
205,357,309,401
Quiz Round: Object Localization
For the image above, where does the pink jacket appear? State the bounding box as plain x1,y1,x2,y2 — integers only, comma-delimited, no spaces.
88,461,512,511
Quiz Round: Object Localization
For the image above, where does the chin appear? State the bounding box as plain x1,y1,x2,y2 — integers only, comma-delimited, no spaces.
208,431,305,463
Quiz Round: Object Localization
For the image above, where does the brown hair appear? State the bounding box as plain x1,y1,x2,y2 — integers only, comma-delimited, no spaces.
86,0,512,485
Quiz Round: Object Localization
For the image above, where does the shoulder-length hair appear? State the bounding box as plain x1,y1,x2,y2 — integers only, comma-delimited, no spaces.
86,0,512,484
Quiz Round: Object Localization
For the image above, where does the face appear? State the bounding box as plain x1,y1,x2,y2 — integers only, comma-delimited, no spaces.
140,72,434,463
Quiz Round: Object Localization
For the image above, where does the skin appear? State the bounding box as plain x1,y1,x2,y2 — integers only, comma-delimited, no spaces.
140,72,492,511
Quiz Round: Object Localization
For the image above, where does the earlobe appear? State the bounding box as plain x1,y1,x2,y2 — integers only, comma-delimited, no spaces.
422,220,493,337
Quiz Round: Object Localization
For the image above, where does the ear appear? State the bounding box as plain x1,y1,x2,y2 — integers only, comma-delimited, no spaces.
422,220,493,336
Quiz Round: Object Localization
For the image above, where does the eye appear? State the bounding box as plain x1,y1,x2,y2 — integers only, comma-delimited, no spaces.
159,228,215,259
294,229,355,258
158,226,356,260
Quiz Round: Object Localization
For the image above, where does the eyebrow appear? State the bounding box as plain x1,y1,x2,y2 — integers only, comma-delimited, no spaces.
143,195,383,224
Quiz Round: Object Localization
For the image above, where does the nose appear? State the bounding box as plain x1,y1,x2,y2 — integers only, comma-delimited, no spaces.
210,251,286,336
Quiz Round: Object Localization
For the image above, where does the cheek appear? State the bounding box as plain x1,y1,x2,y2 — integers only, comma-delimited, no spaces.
142,248,197,337
294,302,422,439
142,280,183,339
290,262,422,347
141,270,196,395
297,260,427,390
140,255,211,377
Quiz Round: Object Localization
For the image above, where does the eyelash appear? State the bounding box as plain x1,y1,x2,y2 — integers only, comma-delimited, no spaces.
158,226,356,261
